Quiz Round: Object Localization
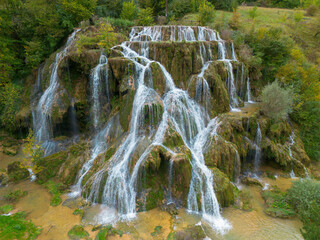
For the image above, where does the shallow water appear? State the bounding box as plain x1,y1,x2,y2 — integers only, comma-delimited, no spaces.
0,174,303,239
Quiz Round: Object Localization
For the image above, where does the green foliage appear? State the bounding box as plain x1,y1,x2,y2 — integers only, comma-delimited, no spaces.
229,9,241,30
3,190,27,202
293,10,304,23
138,8,154,26
262,187,296,218
138,0,166,16
209,0,238,11
120,1,138,21
68,225,89,239
0,211,41,240
96,22,118,52
260,81,294,121
108,17,134,32
168,0,193,19
95,0,124,18
269,0,301,8
198,0,216,26
306,5,319,16
249,6,258,20
57,0,97,31
0,205,13,215
287,179,320,239
22,129,44,175
297,101,320,160
0,83,21,132
246,27,292,82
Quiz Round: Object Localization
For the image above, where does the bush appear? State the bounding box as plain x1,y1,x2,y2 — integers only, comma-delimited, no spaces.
210,0,238,11
168,0,193,19
293,10,304,23
120,1,138,21
108,17,134,32
198,0,216,25
260,81,294,121
138,8,154,26
306,5,319,16
287,179,320,240
249,6,258,20
229,9,241,30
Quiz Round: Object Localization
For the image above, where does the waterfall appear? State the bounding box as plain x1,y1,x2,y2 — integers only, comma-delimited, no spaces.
69,53,110,198
167,159,174,204
253,122,262,174
28,168,36,182
91,54,108,129
69,98,79,135
69,121,113,198
216,34,240,111
246,77,254,103
33,29,80,156
85,26,231,233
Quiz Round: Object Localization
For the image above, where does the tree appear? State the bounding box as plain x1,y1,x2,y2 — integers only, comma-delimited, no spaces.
138,7,154,26
120,1,138,21
198,0,216,26
249,6,258,21
260,80,294,121
22,129,44,175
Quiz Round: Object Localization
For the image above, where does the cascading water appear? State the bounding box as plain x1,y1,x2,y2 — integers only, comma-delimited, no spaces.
246,77,254,103
32,29,80,156
253,122,262,174
69,53,110,198
288,131,296,178
91,54,108,129
81,26,242,234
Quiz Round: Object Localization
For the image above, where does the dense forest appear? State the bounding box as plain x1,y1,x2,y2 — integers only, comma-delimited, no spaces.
0,0,319,239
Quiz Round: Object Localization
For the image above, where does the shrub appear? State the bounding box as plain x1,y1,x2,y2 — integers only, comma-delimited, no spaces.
120,1,138,21
287,179,320,240
229,9,241,30
293,10,304,23
168,0,193,19
260,80,294,121
138,8,154,26
108,17,134,32
210,0,238,11
198,0,216,26
249,6,258,20
0,83,21,132
306,5,319,16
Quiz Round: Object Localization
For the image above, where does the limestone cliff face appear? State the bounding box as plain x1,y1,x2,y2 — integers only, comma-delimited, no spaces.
21,24,311,212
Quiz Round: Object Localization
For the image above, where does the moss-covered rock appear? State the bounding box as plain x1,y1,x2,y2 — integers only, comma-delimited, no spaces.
68,225,89,240
7,162,29,182
211,168,235,207
241,176,263,187
171,225,206,240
